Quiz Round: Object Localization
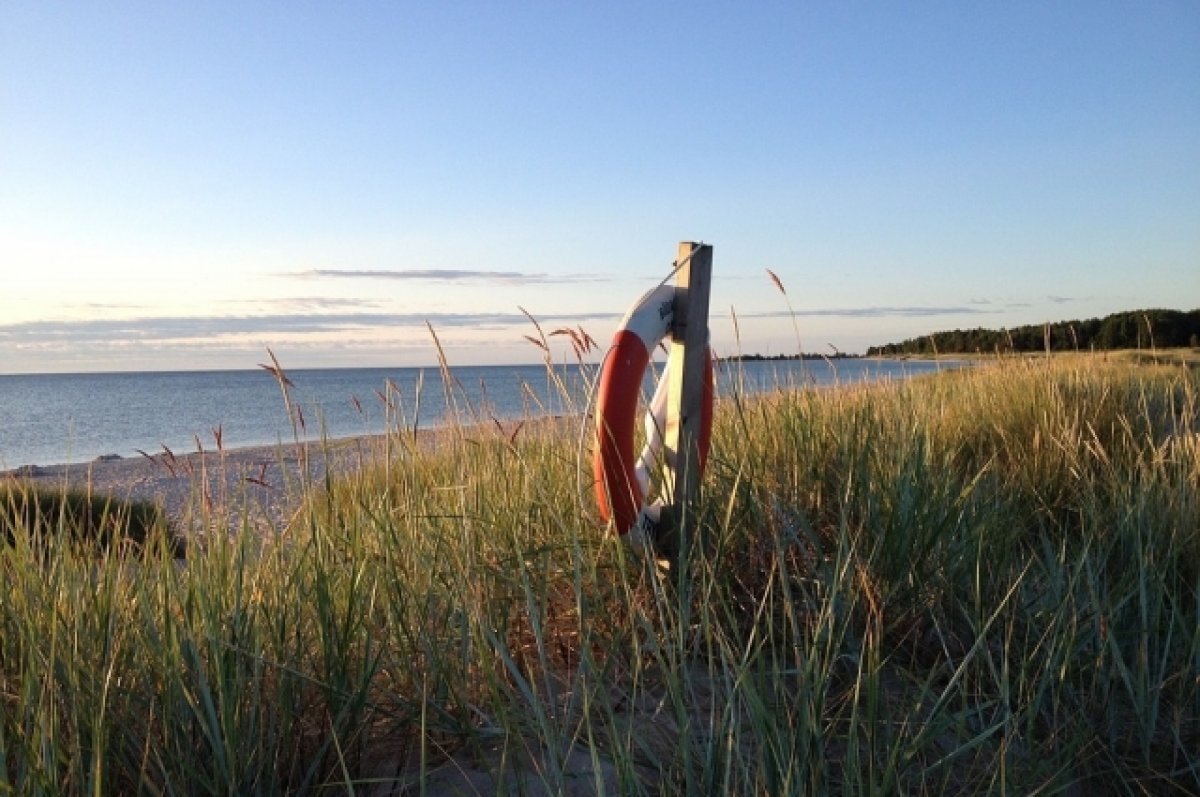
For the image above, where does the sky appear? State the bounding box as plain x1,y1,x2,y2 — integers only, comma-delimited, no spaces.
1,1,1197,374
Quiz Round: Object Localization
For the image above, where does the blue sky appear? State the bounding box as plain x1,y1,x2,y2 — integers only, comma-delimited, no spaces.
2,2,1197,373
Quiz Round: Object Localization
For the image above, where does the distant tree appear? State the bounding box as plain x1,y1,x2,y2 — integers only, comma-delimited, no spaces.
866,308,1199,355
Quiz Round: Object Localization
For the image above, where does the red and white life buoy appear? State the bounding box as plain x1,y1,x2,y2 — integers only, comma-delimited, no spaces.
593,284,714,546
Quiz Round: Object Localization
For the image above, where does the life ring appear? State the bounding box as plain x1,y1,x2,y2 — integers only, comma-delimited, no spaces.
593,283,714,545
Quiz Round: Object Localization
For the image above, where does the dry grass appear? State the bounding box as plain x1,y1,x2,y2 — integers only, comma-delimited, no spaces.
1,353,1196,794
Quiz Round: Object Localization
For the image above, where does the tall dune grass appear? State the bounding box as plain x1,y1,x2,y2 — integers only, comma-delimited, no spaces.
1,355,1196,794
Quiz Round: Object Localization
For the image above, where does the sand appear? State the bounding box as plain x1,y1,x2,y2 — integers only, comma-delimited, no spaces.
3,435,396,533
3,417,579,533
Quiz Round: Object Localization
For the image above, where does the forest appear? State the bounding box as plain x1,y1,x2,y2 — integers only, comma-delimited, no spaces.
866,308,1200,356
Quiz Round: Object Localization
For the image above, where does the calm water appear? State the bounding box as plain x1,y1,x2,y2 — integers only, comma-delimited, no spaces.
0,359,955,468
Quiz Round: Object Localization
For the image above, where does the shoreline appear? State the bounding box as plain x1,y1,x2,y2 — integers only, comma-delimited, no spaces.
3,435,387,531
2,417,578,531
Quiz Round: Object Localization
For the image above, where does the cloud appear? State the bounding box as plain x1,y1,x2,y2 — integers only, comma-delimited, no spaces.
1047,295,1076,304
79,302,146,311
739,305,995,319
1,302,997,353
285,268,608,285
222,297,384,312
0,310,620,344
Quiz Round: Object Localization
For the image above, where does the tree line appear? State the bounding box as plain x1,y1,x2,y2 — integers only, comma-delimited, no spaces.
866,309,1200,356
722,352,860,362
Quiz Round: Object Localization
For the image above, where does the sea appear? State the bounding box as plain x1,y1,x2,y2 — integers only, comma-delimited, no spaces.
0,358,956,469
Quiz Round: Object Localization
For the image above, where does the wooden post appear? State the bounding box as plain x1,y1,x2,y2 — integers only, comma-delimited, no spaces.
660,241,712,553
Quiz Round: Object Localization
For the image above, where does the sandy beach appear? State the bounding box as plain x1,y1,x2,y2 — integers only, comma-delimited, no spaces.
2,417,578,534
3,434,397,533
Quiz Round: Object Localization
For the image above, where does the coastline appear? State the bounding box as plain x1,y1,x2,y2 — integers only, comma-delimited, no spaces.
2,356,980,533
3,436,385,532
2,417,577,532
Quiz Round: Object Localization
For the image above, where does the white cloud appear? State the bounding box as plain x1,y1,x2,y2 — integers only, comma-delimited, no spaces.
285,268,609,285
